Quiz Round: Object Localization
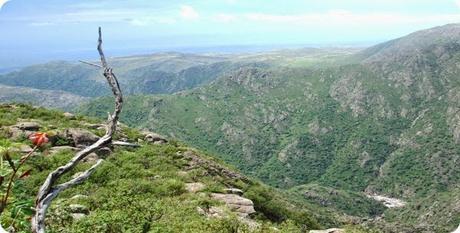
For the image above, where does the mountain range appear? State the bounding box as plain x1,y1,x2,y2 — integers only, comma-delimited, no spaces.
1,24,459,232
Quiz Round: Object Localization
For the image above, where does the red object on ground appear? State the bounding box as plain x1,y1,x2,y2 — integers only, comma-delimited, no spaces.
29,133,49,147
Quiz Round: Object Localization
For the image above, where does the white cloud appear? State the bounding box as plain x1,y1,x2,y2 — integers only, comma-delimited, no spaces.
224,0,237,4
129,17,176,26
180,5,199,20
456,0,460,8
213,13,237,23
245,10,460,26
0,0,9,9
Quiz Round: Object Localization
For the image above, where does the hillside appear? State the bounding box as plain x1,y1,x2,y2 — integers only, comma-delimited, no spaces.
0,49,356,109
79,24,460,232
0,104,350,232
0,84,89,111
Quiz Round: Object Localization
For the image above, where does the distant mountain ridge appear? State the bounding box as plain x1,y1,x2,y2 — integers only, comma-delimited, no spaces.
1,24,459,232
78,24,460,232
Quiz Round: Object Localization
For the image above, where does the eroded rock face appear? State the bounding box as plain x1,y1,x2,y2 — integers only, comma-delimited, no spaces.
210,193,255,217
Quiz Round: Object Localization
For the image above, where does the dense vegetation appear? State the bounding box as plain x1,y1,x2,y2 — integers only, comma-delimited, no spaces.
0,104,340,232
79,24,460,232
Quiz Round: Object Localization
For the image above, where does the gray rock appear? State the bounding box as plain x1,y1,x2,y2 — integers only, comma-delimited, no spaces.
143,132,168,144
224,188,244,196
210,193,255,217
14,122,40,131
66,128,100,147
63,112,76,119
7,123,37,140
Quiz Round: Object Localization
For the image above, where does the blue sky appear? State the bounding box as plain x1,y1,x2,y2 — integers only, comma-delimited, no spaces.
0,0,459,68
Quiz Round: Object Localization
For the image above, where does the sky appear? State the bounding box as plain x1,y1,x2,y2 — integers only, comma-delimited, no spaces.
0,0,460,68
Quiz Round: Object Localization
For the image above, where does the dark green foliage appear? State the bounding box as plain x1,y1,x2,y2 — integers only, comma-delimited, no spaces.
0,104,319,232
77,25,460,232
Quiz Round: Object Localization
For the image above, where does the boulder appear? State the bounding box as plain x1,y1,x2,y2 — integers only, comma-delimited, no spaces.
224,188,244,196
210,193,255,217
14,122,40,131
66,128,100,147
185,182,206,193
7,122,41,140
63,112,76,119
143,132,168,144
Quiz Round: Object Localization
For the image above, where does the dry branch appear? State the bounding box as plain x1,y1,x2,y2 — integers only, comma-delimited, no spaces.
31,27,123,233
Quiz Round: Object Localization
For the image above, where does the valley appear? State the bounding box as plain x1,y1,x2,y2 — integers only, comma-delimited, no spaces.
1,24,459,232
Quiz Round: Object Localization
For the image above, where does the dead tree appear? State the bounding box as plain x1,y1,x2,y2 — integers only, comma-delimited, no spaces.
31,27,123,233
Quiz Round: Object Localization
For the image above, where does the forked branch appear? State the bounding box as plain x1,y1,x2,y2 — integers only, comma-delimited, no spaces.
31,27,123,233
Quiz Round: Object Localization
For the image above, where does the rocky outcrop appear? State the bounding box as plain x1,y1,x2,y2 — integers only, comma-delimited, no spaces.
63,128,100,147
210,193,255,217
14,122,41,131
143,132,168,144
6,121,41,139
366,194,406,208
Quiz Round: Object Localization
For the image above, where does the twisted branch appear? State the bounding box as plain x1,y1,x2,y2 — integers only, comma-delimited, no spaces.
31,27,123,233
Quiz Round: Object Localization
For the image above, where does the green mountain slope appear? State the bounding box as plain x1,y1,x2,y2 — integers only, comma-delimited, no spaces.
0,49,356,110
79,24,460,232
0,53,251,97
0,104,342,232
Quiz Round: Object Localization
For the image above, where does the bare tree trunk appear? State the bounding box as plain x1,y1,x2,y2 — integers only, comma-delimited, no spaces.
31,27,123,233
